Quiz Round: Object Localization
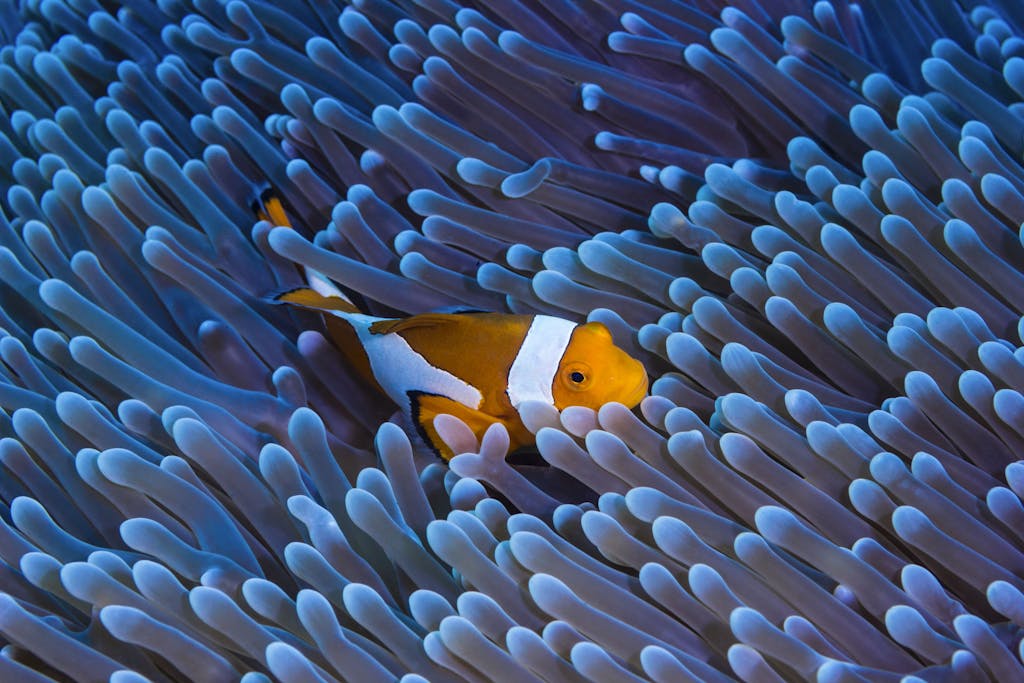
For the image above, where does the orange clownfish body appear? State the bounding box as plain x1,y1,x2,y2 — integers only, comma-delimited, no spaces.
275,288,649,460
256,192,648,460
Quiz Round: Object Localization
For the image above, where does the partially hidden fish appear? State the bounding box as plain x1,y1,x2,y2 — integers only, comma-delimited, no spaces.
257,193,649,460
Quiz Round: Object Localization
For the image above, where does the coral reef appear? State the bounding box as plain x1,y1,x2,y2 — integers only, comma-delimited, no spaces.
1,0,1024,681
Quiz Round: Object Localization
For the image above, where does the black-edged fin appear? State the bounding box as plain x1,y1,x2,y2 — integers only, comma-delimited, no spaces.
270,287,361,314
408,391,448,460
408,390,503,462
253,188,292,228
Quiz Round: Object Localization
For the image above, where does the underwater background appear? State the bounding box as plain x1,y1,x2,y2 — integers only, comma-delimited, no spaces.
1,0,1024,681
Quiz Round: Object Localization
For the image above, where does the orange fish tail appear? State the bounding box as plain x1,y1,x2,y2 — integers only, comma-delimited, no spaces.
253,188,292,229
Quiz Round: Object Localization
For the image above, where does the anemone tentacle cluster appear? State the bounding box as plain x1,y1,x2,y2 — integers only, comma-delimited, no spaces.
0,0,1023,681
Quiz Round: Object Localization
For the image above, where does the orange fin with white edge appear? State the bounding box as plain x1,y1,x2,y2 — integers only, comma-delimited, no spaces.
255,188,361,308
409,391,504,461
271,287,361,314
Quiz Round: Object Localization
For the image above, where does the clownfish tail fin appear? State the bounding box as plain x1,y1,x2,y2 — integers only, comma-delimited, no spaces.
269,287,362,315
252,186,292,228
304,267,351,302
254,185,363,314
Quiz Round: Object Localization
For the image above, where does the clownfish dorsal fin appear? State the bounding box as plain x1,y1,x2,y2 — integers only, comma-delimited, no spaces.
271,287,361,314
368,313,461,336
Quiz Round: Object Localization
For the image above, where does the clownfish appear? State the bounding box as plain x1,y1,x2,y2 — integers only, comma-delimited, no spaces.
256,194,649,460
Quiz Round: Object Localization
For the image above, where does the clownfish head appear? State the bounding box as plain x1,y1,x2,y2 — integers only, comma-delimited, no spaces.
551,321,648,411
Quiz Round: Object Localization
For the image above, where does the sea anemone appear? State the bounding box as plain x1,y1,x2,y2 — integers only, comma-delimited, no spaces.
1,0,1024,681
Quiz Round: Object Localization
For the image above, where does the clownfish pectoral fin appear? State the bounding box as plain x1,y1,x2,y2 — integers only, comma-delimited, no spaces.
270,287,361,314
252,188,292,228
409,391,503,461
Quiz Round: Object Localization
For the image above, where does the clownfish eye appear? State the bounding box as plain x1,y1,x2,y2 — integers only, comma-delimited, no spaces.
562,363,591,390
